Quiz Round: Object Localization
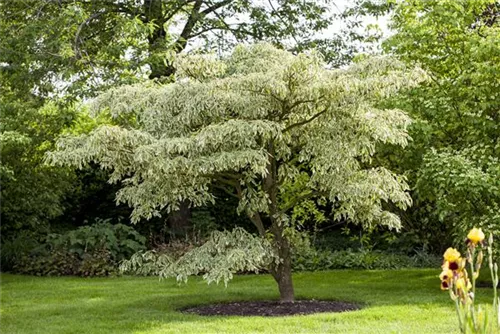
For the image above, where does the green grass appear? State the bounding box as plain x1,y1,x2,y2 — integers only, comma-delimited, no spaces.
0,269,494,333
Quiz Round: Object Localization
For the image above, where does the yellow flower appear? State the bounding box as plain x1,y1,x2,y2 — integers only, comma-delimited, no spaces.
443,248,461,270
442,261,450,271
444,248,461,262
441,280,450,290
455,277,472,291
467,228,485,245
439,269,453,281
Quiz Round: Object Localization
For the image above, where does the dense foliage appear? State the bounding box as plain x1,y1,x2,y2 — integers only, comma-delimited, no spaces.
1,221,145,276
0,0,379,241
0,0,344,96
383,0,500,248
0,101,77,235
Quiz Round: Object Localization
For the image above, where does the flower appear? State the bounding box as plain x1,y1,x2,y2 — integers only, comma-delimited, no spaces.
455,277,471,291
440,268,454,290
440,269,453,281
467,228,485,245
444,248,461,262
443,248,461,270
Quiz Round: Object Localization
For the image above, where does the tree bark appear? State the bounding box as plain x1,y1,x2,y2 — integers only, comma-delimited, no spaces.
143,0,169,80
168,200,192,238
265,140,295,302
271,234,295,303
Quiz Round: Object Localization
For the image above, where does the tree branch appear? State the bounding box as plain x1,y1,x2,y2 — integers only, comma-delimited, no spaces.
163,0,193,23
74,11,106,59
212,183,239,199
283,108,328,133
249,213,266,237
234,182,266,237
175,0,203,51
278,191,327,214
201,0,233,15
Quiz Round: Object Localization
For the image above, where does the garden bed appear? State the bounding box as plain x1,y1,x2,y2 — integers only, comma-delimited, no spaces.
181,300,360,316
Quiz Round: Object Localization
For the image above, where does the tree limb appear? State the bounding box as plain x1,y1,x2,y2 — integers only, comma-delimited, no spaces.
283,108,327,133
74,11,107,59
176,0,203,51
278,190,327,214
201,0,233,15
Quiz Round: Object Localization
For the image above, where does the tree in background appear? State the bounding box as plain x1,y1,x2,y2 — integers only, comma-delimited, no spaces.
0,0,348,97
383,0,500,247
0,99,76,235
48,44,424,301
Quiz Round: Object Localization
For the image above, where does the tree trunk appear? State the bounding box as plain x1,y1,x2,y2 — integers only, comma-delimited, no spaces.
271,232,295,303
265,140,295,302
143,0,170,80
273,257,295,303
143,0,202,80
168,200,191,238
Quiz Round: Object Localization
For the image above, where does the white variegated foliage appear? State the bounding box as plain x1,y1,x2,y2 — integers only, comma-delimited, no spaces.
119,227,276,286
48,43,424,229
48,44,426,286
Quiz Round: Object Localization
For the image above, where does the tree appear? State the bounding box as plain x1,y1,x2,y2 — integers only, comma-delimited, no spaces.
0,99,76,235
48,44,423,301
0,0,343,98
382,0,500,245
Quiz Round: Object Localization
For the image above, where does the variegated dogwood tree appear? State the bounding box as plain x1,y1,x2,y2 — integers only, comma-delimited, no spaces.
48,44,425,302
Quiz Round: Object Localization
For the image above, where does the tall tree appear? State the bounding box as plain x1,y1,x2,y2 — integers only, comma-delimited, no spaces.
383,0,500,245
1,0,343,98
0,99,76,234
48,44,424,301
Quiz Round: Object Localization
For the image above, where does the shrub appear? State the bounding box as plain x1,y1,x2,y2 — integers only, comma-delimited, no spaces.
0,231,44,271
50,220,146,262
4,220,146,276
292,248,441,271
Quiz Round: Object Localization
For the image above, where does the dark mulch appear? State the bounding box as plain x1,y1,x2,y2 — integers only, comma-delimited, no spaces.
181,300,361,317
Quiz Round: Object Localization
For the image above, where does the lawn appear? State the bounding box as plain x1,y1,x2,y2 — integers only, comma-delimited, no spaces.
0,269,493,333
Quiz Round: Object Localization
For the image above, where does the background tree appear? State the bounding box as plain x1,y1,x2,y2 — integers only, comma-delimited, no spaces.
48,44,424,301
0,0,346,97
382,0,500,248
0,99,76,235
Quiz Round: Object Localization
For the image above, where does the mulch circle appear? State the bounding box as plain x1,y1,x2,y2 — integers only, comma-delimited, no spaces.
181,300,361,317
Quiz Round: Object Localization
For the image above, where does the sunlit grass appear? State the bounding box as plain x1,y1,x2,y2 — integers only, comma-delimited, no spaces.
1,270,494,333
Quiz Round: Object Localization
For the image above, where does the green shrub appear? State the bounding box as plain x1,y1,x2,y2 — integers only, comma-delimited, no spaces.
4,220,146,276
292,248,441,271
50,220,146,262
0,231,44,271
15,251,80,276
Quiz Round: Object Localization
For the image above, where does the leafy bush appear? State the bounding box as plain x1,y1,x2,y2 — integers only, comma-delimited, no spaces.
49,220,146,262
293,248,441,271
4,220,146,276
0,230,44,271
15,251,80,276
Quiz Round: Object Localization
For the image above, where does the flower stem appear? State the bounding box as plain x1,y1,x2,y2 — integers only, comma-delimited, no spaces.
469,248,477,331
